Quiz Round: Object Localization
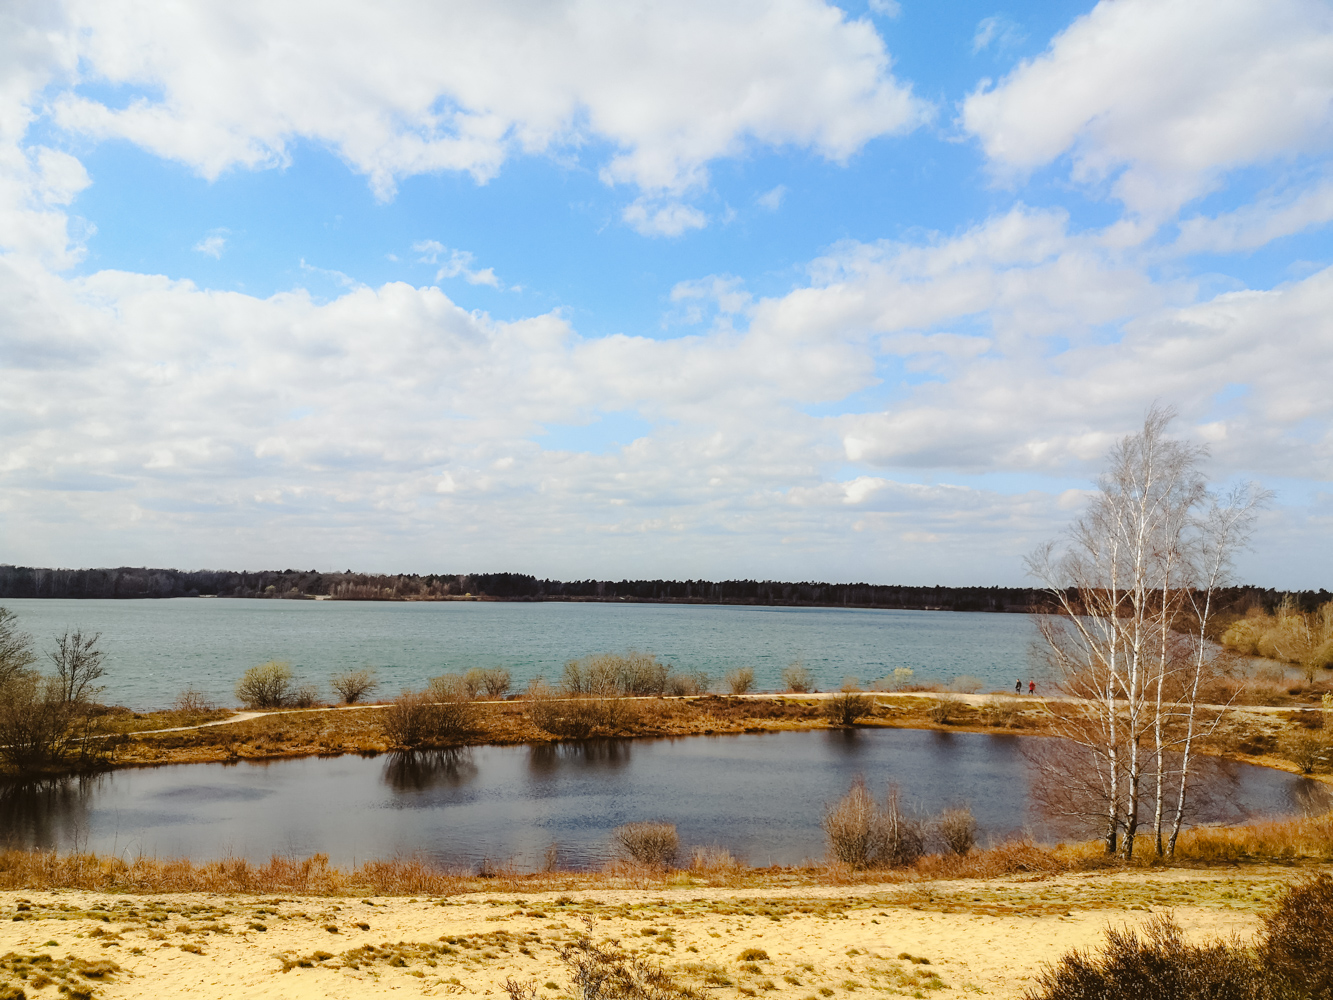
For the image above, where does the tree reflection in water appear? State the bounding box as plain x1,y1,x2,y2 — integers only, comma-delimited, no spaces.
382,749,478,792
0,776,100,850
527,739,632,777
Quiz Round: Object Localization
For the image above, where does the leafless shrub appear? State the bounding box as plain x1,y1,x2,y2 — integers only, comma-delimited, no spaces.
465,667,512,699
381,685,476,750
235,661,293,708
979,699,1018,728
527,684,642,739
291,684,320,708
937,805,978,856
823,777,884,869
173,687,215,714
505,978,540,1000
823,779,924,869
1288,732,1327,774
613,822,679,868
564,652,670,696
948,675,984,694
927,696,962,724
689,845,738,872
724,667,755,695
840,676,862,692
559,916,701,1000
823,692,873,726
782,663,813,693
330,669,378,704
666,670,712,696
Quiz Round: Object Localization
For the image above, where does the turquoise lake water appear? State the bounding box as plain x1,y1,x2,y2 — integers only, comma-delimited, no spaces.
0,599,1042,710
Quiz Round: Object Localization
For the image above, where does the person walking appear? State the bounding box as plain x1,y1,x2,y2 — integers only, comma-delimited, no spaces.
1015,679,1022,695
1028,680,1036,695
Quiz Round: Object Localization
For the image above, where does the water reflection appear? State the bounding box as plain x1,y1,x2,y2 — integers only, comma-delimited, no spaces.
823,729,866,755
382,749,478,792
0,777,98,849
0,730,1312,867
526,740,633,776
1024,741,1312,839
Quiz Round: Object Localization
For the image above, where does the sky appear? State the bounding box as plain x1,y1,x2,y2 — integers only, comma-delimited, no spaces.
1,0,1331,587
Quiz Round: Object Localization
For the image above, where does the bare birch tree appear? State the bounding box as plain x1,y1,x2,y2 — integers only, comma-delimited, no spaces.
1028,405,1265,858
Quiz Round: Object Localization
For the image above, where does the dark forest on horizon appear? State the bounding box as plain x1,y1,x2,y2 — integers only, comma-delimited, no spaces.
0,564,1326,615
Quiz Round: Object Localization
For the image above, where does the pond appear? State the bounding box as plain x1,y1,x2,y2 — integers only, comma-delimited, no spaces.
0,730,1318,869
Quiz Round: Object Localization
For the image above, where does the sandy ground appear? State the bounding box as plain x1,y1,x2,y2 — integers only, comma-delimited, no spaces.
0,867,1299,999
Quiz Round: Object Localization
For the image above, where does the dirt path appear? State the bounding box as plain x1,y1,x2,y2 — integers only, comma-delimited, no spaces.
129,689,1316,738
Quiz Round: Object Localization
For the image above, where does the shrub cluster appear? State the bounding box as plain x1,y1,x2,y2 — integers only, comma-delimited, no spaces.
330,669,378,704
1223,597,1333,680
822,778,925,869
1029,873,1333,1000
0,612,114,772
613,821,679,868
526,682,642,739
823,692,874,726
562,652,707,697
464,667,512,699
381,676,477,749
235,660,295,708
724,667,755,695
782,663,813,693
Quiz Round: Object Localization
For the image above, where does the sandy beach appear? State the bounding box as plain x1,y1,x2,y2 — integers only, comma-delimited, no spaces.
0,866,1301,999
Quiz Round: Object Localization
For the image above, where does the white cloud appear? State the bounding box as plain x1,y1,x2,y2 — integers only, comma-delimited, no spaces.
1171,178,1333,255
44,0,928,207
623,199,708,237
412,240,503,288
1,202,1330,582
962,0,1333,219
193,230,228,258
971,15,1024,54
756,184,787,211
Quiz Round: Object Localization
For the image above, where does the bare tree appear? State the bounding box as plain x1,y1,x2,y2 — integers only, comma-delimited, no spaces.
0,608,35,688
50,630,106,706
1028,405,1265,858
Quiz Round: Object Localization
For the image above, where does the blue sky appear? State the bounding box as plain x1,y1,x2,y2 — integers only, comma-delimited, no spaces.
1,0,1331,586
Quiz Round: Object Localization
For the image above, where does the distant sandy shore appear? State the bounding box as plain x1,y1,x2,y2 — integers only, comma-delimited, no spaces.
0,866,1302,1000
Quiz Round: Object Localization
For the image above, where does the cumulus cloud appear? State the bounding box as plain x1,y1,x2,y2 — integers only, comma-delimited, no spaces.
2,200,1330,580
45,0,927,211
962,0,1333,219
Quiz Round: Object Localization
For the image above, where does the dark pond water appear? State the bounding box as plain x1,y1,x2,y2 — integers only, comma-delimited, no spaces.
1,730,1320,870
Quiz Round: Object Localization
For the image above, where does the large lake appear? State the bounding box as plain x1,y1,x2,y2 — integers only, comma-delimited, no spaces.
0,729,1316,869
0,599,1041,710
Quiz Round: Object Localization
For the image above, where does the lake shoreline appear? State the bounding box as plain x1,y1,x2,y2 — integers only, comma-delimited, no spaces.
8,691,1324,789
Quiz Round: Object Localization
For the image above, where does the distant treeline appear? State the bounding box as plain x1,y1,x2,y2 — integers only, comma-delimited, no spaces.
0,565,1325,615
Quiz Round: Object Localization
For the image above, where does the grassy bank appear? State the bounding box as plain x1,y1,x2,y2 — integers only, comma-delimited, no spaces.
3,811,1333,897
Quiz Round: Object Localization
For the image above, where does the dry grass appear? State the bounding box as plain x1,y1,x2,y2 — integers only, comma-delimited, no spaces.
2,810,1333,897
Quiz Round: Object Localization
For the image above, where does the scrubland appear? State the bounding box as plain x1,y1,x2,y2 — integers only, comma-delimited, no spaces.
0,850,1325,999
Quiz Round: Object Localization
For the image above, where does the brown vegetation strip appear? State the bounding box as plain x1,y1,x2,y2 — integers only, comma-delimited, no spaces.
3,811,1333,897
